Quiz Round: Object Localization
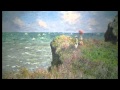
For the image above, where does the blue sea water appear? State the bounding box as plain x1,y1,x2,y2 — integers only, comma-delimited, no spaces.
2,32,104,72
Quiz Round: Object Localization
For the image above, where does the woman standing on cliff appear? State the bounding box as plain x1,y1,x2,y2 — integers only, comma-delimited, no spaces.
75,36,78,48
79,30,84,45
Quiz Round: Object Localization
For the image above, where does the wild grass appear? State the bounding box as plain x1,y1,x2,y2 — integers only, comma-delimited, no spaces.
2,39,118,79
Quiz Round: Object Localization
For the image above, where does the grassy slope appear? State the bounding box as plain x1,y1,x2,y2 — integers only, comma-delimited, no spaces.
74,39,118,79
2,38,118,79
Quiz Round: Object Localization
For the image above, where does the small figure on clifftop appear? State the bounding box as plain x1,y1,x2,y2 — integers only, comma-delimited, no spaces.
79,30,84,45
75,36,78,48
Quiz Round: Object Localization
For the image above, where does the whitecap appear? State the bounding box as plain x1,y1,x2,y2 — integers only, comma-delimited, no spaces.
41,61,46,64
27,62,31,64
32,38,36,40
6,65,10,67
25,52,30,55
38,34,41,36
7,55,11,57
16,69,19,71
41,37,45,39
21,53,24,55
42,50,46,52
25,33,28,35
39,58,42,59
36,50,42,52
25,62,31,64
32,62,38,65
12,66,16,68
16,65,20,67
21,38,24,40
26,41,29,42
10,48,13,50
30,68,34,71
35,66,38,68
20,61,23,62
44,55,49,57
25,47,30,49
43,33,46,35
7,55,16,58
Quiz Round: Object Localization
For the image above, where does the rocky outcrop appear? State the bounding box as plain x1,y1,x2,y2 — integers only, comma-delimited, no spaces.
50,42,62,67
104,15,118,44
50,35,81,68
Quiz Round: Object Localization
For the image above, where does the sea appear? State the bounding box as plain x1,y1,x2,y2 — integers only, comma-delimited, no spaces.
2,32,104,73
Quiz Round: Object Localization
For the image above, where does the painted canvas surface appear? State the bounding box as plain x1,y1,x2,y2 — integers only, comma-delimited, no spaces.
2,11,118,79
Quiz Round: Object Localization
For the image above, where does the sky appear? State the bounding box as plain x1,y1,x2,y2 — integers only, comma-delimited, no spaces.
2,11,118,33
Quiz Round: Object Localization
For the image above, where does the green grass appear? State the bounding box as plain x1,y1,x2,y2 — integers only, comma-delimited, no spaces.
78,39,118,79
2,39,118,79
81,39,118,65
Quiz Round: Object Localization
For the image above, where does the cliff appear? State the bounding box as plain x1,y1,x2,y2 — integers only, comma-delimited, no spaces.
50,35,81,68
104,15,118,44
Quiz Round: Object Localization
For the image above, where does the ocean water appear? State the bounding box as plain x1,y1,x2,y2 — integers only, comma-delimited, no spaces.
2,32,104,72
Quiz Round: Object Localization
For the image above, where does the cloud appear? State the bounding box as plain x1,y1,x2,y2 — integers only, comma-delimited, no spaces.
87,18,99,26
38,20,48,29
13,17,25,27
60,11,80,25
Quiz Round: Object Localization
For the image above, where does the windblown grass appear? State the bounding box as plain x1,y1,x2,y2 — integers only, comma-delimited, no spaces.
2,39,118,79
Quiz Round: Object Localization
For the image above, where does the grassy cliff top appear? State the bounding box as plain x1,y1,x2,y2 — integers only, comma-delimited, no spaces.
51,35,75,53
